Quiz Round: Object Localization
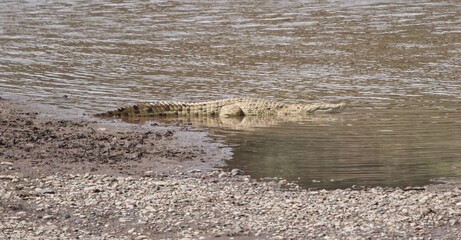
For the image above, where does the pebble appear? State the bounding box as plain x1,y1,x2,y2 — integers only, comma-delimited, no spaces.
0,172,460,239
42,215,53,220
231,169,243,176
180,185,191,192
35,188,55,194
232,226,244,235
0,175,16,180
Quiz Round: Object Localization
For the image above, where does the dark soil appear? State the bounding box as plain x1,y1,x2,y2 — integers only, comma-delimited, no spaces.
0,97,230,179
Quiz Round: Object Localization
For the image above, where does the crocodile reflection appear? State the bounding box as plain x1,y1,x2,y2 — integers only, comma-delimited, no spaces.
116,114,343,130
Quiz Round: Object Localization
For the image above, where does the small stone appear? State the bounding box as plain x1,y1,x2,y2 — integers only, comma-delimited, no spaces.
218,172,227,178
35,188,55,194
222,228,232,236
0,175,16,180
24,143,34,150
231,169,243,176
180,185,191,192
152,181,168,186
0,161,13,165
42,215,53,220
119,218,131,222
419,196,429,204
232,226,244,235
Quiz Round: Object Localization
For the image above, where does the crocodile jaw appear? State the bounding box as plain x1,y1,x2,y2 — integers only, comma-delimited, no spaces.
315,102,346,113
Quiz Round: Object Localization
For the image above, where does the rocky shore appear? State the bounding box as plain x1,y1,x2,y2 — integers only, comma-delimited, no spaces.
1,97,460,239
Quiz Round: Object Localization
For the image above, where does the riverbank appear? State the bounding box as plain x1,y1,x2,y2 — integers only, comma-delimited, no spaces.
1,96,460,239
0,96,230,178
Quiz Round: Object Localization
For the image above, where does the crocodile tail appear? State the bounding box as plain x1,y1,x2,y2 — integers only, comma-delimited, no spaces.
94,105,141,117
95,102,191,117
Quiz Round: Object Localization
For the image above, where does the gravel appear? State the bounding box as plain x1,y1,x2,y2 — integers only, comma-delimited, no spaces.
1,171,461,239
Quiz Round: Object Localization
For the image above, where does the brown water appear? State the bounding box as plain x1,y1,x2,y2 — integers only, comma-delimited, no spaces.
1,0,460,189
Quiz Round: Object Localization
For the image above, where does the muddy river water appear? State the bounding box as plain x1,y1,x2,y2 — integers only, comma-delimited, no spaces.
1,0,460,189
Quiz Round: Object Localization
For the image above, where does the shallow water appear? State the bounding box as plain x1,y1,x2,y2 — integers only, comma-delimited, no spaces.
219,103,461,189
1,0,460,188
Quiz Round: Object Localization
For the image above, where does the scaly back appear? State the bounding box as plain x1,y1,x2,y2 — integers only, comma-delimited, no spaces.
95,98,345,117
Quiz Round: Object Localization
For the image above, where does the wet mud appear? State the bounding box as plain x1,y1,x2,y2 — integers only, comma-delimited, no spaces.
0,96,230,179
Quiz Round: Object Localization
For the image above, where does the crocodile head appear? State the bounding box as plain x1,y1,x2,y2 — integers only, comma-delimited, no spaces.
307,102,346,113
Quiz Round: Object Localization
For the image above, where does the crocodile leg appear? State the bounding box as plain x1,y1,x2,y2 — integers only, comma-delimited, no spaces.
219,104,245,118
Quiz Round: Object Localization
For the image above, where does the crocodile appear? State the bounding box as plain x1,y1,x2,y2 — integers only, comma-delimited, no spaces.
96,97,346,118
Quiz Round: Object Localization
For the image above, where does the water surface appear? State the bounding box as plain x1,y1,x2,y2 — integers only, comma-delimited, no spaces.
1,0,460,188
